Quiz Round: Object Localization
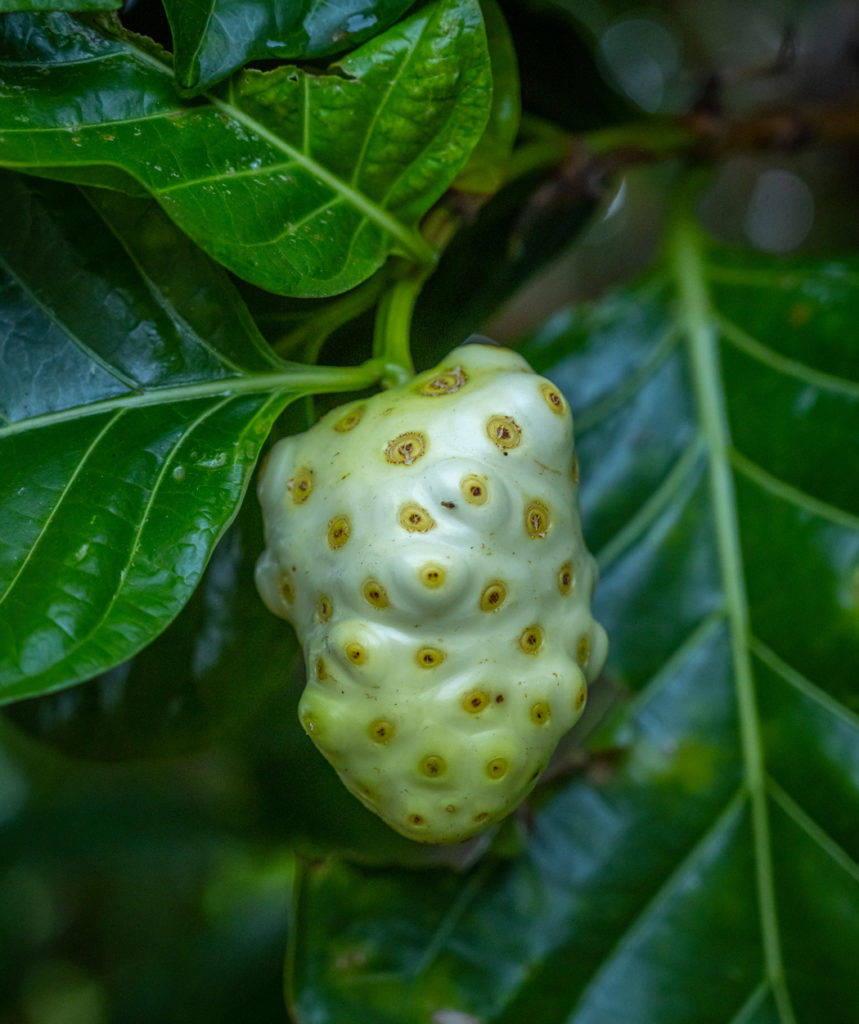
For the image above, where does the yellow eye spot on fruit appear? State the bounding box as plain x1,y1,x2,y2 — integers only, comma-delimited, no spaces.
384,431,427,466
419,754,446,778
486,415,521,452
571,453,580,484
368,719,394,744
362,579,389,609
418,365,468,396
315,657,327,680
531,701,551,725
416,646,445,669
445,804,456,814
346,642,366,665
577,635,591,668
280,573,295,604
418,563,446,589
302,713,320,736
462,689,489,713
558,562,574,595
316,594,333,621
461,474,488,505
333,405,364,432
399,503,435,533
486,757,508,780
540,381,566,415
575,685,587,711
479,580,507,612
408,814,426,827
519,624,545,654
327,514,351,549
290,466,313,504
525,500,550,539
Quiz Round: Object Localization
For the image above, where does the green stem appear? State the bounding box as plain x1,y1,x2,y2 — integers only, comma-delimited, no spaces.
504,137,570,180
373,270,428,385
518,112,570,143
0,358,389,439
272,272,389,359
583,121,692,156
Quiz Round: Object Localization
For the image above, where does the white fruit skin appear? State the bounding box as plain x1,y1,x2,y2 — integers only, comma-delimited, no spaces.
256,343,608,843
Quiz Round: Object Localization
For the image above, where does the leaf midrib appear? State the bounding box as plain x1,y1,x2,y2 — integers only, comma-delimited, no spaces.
122,30,437,266
0,361,383,440
671,216,797,1024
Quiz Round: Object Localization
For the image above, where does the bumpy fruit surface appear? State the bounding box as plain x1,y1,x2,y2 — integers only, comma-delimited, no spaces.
256,342,607,843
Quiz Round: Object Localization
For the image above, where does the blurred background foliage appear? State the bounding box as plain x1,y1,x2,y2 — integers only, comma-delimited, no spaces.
2,0,859,1021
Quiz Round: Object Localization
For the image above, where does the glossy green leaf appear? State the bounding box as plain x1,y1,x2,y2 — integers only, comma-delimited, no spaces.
0,173,379,704
5,485,299,757
289,218,859,1021
453,0,520,195
162,0,417,92
0,3,492,296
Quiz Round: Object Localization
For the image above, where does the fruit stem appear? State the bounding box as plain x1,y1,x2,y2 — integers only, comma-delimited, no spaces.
373,269,427,385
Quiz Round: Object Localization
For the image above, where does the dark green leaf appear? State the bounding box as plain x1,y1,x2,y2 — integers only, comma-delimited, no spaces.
0,173,371,703
0,3,492,296
454,0,520,195
162,0,417,92
5,485,299,757
288,218,859,1021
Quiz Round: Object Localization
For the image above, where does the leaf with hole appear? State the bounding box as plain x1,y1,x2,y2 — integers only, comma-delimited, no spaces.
0,173,377,704
162,0,418,92
287,217,859,1023
0,1,492,296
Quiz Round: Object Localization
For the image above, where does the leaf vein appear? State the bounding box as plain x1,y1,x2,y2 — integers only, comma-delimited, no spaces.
767,777,859,884
750,637,859,733
596,436,704,570
0,410,125,611
0,254,142,392
718,314,859,397
730,449,859,531
567,789,748,1023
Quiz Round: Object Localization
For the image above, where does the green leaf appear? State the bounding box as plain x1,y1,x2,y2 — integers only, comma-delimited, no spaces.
0,4,492,296
162,0,417,92
453,0,520,195
288,218,859,1021
5,483,300,757
0,173,378,704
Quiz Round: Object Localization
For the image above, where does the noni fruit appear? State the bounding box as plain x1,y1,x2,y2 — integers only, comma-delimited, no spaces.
255,341,607,843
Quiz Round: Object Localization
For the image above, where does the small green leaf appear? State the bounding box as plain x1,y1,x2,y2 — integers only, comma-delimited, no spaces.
454,0,520,195
0,3,492,296
0,174,377,704
288,218,859,1022
163,0,417,92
